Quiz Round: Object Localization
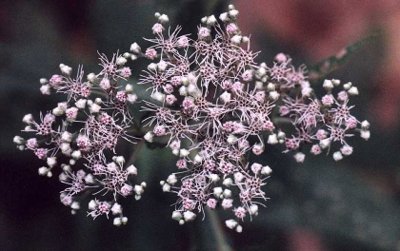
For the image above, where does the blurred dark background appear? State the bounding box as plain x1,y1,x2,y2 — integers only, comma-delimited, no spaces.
1,0,400,250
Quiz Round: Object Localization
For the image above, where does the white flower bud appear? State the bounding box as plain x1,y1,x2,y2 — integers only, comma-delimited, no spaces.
75,99,87,109
22,114,34,124
266,83,275,91
179,149,190,157
219,12,229,22
150,91,165,102
38,166,49,176
84,174,94,184
87,73,96,82
193,154,202,164
114,156,125,165
323,79,334,90
147,63,158,71
278,131,286,139
333,151,343,161
213,187,223,197
100,78,111,90
71,150,82,160
94,98,102,104
348,86,359,95
88,200,97,210
47,157,57,168
223,189,232,198
209,173,220,182
116,56,127,66
187,83,201,97
89,103,101,113
183,211,196,222
134,185,144,195
343,82,352,90
127,94,137,104
144,132,154,142
162,183,171,192
52,106,64,116
225,219,238,229
261,165,272,175
179,86,187,96
59,64,72,75
13,136,24,145
71,201,80,210
62,164,71,172
221,198,233,209
40,84,51,95
230,35,242,44
361,120,370,130
39,78,48,84
234,172,244,182
207,15,217,25
130,42,141,53
61,131,72,142
111,203,122,215
125,84,134,93
178,76,188,86
126,165,137,175
227,134,238,144
166,174,177,185
172,211,182,221
332,79,341,86
113,217,122,226
301,86,313,97
157,60,168,71
269,91,280,100
319,138,331,149
249,204,259,215
251,163,262,175
121,217,128,224
360,130,370,140
158,14,169,23
294,152,305,163
267,134,278,145
228,9,239,17
223,178,233,187
220,91,231,103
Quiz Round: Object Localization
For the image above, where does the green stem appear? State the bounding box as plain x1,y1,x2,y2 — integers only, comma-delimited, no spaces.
206,208,233,251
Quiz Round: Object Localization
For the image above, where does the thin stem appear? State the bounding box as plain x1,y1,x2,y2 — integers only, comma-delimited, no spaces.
206,208,233,251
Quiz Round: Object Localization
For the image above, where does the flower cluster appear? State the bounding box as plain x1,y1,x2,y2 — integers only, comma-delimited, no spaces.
277,73,371,162
134,5,369,231
14,5,370,231
13,54,145,226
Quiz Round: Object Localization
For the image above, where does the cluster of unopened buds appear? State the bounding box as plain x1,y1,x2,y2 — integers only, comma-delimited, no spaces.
14,5,369,231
